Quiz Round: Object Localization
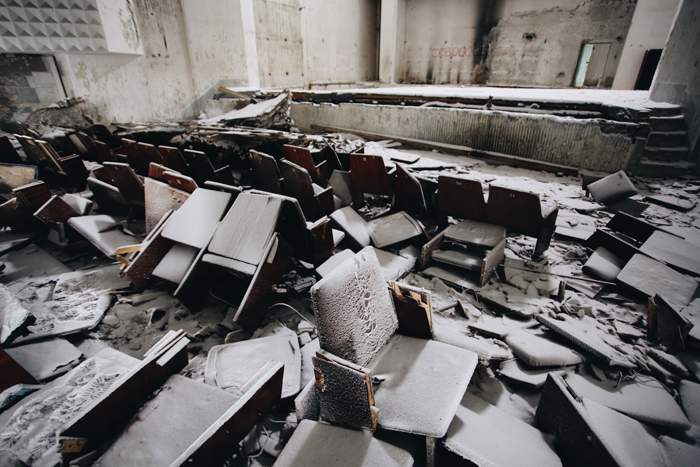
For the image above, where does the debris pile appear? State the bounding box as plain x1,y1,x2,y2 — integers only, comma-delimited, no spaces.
1,93,699,466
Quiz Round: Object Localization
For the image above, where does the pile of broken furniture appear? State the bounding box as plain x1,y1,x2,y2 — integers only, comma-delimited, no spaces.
1,105,700,467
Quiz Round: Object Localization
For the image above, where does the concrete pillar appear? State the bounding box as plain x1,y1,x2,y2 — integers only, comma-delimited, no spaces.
611,0,680,90
651,0,700,157
240,0,260,89
379,0,405,83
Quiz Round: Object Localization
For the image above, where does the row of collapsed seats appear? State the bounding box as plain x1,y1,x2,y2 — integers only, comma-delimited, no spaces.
1,128,565,466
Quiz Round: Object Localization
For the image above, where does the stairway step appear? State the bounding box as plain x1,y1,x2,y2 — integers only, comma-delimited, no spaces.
644,145,690,160
649,115,686,131
647,131,688,147
649,106,684,117
633,158,696,177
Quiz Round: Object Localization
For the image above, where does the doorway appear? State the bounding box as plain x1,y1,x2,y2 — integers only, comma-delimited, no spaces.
573,42,613,88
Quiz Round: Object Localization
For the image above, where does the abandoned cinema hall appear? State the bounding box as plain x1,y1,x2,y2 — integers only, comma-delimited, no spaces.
0,0,699,466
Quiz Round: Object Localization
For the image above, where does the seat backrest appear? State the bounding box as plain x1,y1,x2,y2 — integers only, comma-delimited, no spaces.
279,159,318,219
310,249,398,366
486,185,542,236
350,154,393,197
282,144,318,177
437,175,487,221
249,149,282,193
158,145,189,173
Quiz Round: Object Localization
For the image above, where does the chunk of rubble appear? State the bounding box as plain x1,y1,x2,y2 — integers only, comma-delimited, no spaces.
5,338,83,382
564,373,690,430
443,393,562,467
17,265,128,343
536,314,635,368
0,284,30,344
205,331,301,399
505,329,583,368
274,419,413,467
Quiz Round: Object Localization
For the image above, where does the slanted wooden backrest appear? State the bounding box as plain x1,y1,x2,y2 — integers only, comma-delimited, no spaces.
350,154,393,198
310,249,398,366
158,145,189,173
279,159,318,219
103,161,144,206
94,140,115,163
437,175,487,221
486,185,542,237
120,138,148,174
393,163,426,216
185,149,216,184
282,144,322,179
249,149,282,193
137,142,165,166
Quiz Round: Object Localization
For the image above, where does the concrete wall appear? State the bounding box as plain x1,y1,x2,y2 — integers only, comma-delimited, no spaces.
181,0,250,98
0,55,65,122
612,0,680,90
651,0,700,157
291,102,636,172
56,0,197,123
385,0,637,87
401,0,482,84
49,0,378,122
301,0,378,86
487,0,636,87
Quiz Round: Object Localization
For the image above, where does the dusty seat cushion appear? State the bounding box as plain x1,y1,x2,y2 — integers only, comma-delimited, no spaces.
311,249,398,367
